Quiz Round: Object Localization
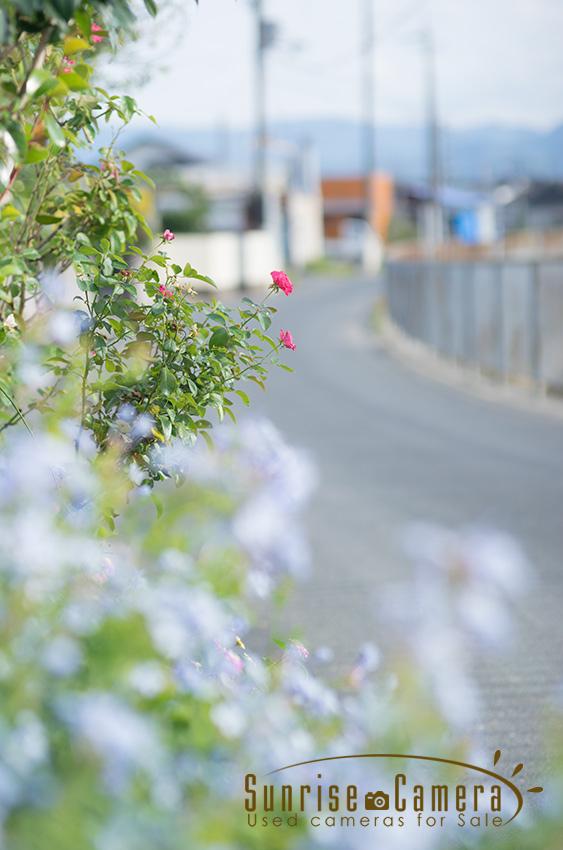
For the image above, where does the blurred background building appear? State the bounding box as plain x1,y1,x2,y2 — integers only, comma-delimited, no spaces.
103,0,563,281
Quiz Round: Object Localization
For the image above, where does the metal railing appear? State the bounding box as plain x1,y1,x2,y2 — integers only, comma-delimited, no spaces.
385,260,563,392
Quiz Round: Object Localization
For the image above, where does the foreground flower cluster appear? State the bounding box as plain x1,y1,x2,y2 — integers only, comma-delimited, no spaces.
0,417,560,850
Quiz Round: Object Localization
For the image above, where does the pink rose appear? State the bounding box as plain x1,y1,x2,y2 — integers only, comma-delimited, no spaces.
91,22,104,43
271,269,293,295
162,229,175,242
279,328,296,351
158,284,174,299
62,56,75,74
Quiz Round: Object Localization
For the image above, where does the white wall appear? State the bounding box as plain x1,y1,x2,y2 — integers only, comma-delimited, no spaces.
164,231,284,291
287,192,324,267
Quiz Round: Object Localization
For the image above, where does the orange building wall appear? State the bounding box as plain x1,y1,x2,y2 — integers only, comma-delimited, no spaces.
322,173,394,240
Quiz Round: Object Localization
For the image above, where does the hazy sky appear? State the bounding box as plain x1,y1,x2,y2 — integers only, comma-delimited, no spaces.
114,0,563,130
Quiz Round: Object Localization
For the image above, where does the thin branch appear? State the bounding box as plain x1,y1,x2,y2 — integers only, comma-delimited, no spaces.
0,385,33,436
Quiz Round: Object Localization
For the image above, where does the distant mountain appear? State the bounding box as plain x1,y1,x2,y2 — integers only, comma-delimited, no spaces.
123,119,563,184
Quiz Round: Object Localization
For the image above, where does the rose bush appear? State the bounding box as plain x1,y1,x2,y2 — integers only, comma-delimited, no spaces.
0,0,295,457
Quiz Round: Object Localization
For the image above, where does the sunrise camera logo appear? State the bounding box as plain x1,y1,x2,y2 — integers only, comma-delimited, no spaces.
364,791,390,810
244,750,544,832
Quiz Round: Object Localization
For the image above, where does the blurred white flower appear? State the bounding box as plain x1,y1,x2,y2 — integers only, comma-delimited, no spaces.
131,413,154,442
3,712,48,774
349,642,381,687
381,522,529,729
211,702,247,739
60,693,162,789
282,662,338,717
128,661,168,697
47,310,80,345
42,635,83,677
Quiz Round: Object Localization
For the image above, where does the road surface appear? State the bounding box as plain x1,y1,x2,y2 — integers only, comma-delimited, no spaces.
246,275,563,762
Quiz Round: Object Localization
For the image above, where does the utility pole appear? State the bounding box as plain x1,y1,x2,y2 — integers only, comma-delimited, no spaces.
251,0,280,228
253,0,266,216
421,28,443,253
361,0,376,228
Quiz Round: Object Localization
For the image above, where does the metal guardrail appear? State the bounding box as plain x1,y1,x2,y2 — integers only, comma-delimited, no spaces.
385,260,563,393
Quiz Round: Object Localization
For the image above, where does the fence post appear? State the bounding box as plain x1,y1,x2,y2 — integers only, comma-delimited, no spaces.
496,262,506,379
529,261,541,386
463,262,475,365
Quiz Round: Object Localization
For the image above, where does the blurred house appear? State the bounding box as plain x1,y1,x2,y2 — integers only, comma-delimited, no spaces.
393,183,497,249
321,173,392,268
497,180,563,233
322,173,394,239
126,136,324,289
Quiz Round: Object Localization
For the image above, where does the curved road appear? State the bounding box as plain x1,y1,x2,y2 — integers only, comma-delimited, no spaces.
248,275,563,759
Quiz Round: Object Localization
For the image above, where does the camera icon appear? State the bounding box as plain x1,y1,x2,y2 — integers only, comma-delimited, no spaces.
364,791,390,811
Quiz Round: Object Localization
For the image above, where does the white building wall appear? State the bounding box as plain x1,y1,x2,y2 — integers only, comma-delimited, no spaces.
164,230,283,291
287,191,324,267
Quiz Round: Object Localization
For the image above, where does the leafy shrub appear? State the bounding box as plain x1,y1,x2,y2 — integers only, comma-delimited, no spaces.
0,2,294,455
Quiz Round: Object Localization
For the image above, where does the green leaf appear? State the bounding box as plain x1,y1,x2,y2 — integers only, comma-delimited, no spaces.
257,311,272,331
0,263,21,278
132,169,155,189
36,214,63,225
74,8,91,37
234,389,250,406
246,375,265,390
159,416,173,441
209,328,230,348
25,145,50,164
5,122,27,159
50,0,77,21
77,277,96,292
207,312,227,326
199,430,214,450
63,71,90,91
254,330,278,350
44,114,66,148
1,205,22,220
63,36,91,54
28,71,63,99
159,367,177,396
183,263,217,287
121,96,138,122
143,0,158,15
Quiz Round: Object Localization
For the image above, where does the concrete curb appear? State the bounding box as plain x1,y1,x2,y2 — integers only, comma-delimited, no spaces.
376,306,563,422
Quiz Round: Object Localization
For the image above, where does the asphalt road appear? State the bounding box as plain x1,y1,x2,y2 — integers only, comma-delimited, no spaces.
247,274,563,761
